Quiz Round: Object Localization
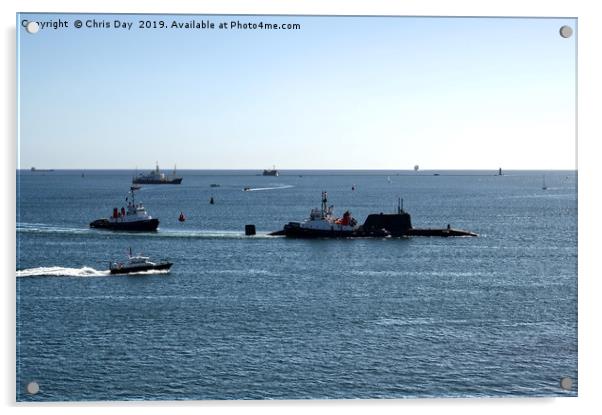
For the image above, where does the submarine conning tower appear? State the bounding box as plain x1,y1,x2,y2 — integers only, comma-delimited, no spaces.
362,209,413,237
361,197,413,237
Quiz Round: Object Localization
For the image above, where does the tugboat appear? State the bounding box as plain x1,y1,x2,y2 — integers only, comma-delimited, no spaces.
132,162,182,184
109,248,172,275
262,166,279,176
270,192,389,238
270,193,477,238
90,187,159,231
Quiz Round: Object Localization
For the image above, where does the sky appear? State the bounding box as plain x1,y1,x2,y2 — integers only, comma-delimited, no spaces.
17,14,576,170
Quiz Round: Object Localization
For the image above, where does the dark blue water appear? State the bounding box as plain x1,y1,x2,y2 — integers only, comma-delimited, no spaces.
16,170,577,401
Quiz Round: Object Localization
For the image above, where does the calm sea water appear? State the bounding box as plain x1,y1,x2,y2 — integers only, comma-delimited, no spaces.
16,170,577,401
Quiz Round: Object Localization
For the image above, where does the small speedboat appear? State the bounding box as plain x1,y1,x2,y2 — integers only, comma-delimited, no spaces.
109,250,172,275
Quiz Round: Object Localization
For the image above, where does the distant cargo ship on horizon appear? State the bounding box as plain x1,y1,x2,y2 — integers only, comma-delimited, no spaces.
132,162,182,184
262,166,279,176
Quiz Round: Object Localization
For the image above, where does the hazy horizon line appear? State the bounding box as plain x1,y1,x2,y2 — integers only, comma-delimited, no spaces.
17,168,577,171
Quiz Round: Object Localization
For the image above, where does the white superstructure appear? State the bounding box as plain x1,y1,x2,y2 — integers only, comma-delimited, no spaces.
294,191,358,232
107,188,153,224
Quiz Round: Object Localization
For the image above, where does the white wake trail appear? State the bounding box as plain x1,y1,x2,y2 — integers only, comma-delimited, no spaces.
16,266,109,278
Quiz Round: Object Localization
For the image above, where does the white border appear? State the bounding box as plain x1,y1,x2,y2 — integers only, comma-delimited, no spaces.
3,1,601,415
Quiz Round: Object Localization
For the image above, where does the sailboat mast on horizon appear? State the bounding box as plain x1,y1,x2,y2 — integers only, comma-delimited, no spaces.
542,175,547,190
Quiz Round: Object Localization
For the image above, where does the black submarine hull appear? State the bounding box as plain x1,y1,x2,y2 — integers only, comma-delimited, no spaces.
270,212,477,238
406,228,478,237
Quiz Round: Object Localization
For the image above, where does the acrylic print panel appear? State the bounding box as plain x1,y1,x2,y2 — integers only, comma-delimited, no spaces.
16,13,577,401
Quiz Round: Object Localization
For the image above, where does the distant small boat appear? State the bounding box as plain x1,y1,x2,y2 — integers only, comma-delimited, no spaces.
30,167,54,172
210,184,220,187
542,175,547,190
243,187,251,191
209,197,214,204
178,212,186,222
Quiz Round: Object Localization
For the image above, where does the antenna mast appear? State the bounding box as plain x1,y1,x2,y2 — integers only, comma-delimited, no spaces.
321,191,328,218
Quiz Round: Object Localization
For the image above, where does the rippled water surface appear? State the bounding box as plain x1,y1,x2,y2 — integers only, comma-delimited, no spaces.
16,170,577,400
